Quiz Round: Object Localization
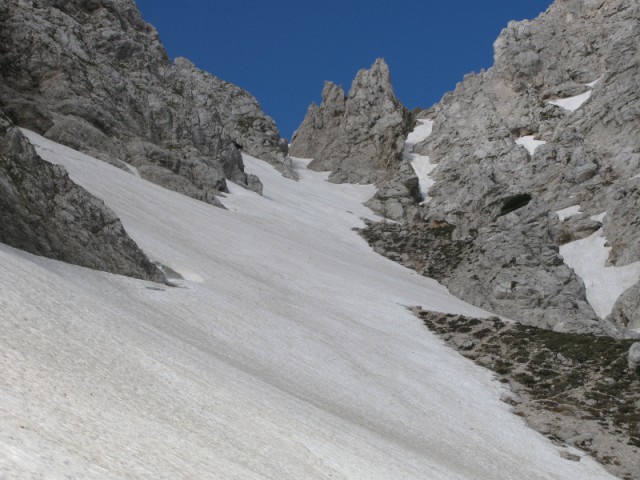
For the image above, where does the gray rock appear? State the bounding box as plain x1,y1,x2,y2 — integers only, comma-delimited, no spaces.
290,58,412,185
609,281,640,330
246,174,264,196
448,200,599,330
0,0,290,204
170,57,295,179
0,110,164,282
361,201,602,331
364,161,421,221
628,342,640,369
359,0,639,333
555,214,602,245
602,181,640,267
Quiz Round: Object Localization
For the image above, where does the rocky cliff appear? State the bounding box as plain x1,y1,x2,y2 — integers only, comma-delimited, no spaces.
0,0,293,206
0,110,164,282
290,59,413,187
308,0,640,333
409,0,640,332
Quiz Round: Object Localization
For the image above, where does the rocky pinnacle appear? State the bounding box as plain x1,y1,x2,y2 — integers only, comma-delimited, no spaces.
290,58,413,185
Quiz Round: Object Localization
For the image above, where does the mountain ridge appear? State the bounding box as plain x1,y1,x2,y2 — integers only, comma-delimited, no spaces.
0,0,293,205
0,0,639,477
291,0,640,335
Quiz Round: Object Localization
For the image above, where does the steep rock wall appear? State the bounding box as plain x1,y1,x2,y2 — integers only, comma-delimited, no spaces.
0,0,292,204
364,0,640,332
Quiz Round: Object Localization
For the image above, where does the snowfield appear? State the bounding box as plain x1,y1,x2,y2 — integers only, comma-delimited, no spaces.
0,130,614,479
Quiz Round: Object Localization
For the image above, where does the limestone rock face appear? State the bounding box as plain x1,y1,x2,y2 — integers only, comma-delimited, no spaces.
0,0,291,203
364,161,422,221
610,282,640,330
361,0,640,332
447,200,599,331
0,111,164,282
290,59,412,185
170,58,294,180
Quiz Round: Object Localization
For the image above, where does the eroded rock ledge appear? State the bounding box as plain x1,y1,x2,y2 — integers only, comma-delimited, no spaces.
357,216,623,336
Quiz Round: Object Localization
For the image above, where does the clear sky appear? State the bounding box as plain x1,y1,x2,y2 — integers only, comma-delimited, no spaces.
135,0,553,140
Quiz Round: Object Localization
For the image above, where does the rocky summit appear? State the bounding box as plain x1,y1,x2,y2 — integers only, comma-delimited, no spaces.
290,58,414,186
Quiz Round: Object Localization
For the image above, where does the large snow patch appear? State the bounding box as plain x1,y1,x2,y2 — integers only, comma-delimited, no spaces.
548,90,592,112
0,129,614,479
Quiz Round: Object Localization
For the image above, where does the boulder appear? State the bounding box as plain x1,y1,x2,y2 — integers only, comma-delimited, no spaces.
628,342,640,369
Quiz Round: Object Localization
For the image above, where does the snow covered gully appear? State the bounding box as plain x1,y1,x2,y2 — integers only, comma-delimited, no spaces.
0,131,614,479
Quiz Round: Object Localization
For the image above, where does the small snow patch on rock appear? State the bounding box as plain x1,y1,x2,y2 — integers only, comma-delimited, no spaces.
515,136,546,156
548,90,592,112
556,205,581,221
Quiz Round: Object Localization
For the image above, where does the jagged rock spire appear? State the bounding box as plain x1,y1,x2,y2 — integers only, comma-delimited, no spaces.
290,58,412,185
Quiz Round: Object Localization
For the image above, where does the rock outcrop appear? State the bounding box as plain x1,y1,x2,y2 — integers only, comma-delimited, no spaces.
415,308,640,480
290,58,413,185
0,110,164,282
0,0,292,205
358,0,639,332
611,282,640,330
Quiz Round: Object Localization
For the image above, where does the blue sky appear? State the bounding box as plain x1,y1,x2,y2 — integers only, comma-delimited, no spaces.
136,1,553,139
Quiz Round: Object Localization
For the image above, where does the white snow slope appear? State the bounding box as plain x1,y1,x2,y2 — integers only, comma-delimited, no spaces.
0,130,613,479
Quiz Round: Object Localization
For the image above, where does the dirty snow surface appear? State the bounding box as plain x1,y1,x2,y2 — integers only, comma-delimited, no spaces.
404,119,437,202
0,130,614,479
